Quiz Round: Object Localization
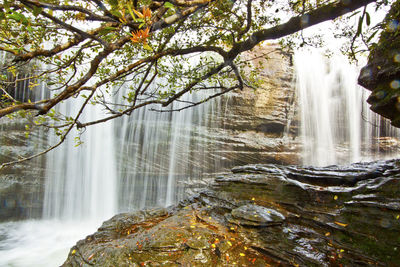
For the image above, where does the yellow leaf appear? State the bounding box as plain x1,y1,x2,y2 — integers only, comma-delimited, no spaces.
132,8,144,19
71,249,76,255
334,221,348,227
143,44,153,51
396,215,399,220
190,225,195,228
325,232,331,236
340,249,345,253
227,241,232,246
211,244,216,248
239,253,245,257
251,197,255,201
244,246,248,250
334,195,338,200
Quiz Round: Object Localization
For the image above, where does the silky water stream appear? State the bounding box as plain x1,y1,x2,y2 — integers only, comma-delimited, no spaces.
295,50,400,166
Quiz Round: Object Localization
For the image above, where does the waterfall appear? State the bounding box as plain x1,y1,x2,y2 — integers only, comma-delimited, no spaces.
41,85,219,220
114,88,219,211
295,51,400,166
42,100,118,221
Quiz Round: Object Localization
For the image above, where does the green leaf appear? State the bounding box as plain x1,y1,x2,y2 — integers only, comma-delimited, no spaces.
99,26,117,35
33,6,43,17
366,30,379,43
348,10,360,18
365,12,371,26
106,0,119,8
164,2,175,9
110,10,122,18
356,17,363,37
7,12,29,25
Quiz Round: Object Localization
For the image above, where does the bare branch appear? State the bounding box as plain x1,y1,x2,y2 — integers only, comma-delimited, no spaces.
0,87,97,170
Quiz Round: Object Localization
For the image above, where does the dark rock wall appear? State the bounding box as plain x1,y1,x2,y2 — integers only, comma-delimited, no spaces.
358,0,400,127
0,120,47,221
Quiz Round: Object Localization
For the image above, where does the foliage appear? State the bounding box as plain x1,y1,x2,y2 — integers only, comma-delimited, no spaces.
0,0,393,167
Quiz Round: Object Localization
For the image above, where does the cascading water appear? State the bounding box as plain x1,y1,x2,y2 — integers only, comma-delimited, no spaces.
114,86,220,211
0,63,221,266
42,100,118,221
295,50,400,166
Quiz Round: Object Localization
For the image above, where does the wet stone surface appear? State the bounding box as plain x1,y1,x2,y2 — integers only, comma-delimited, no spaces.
64,159,400,266
228,204,285,226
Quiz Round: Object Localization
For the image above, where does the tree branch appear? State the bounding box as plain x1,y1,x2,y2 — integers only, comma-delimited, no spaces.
231,0,377,56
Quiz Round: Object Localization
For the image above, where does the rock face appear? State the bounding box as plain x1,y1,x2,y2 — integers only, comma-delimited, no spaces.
64,160,400,266
358,0,400,127
0,120,46,221
214,44,300,167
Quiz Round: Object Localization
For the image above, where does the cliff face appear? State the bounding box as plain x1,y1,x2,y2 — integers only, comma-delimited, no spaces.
214,44,300,167
358,0,400,127
0,120,46,221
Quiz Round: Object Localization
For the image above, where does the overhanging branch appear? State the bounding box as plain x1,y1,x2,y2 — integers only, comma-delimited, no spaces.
231,0,377,55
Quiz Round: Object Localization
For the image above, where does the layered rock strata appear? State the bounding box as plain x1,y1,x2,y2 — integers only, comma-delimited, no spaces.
64,160,400,266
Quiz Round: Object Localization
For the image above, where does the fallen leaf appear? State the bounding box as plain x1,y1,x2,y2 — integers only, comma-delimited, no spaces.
334,221,348,227
240,253,245,257
334,195,338,200
325,232,331,236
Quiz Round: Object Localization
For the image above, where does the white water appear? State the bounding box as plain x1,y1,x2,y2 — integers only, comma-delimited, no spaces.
43,101,118,221
295,51,400,166
0,220,98,267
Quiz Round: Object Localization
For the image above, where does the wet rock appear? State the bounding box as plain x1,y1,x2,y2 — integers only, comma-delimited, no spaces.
358,0,400,127
64,159,400,266
212,44,301,167
228,204,285,226
0,120,46,221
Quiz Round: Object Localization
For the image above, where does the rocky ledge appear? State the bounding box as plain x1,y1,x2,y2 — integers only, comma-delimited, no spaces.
358,0,400,127
64,160,400,266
